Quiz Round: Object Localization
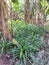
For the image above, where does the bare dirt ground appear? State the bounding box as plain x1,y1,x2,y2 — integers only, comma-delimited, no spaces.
0,55,11,65
0,58,10,65
0,53,16,65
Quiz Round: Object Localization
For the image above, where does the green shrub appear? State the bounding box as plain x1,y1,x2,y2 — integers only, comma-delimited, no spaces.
0,39,13,56
13,21,45,51
0,21,45,65
12,21,45,64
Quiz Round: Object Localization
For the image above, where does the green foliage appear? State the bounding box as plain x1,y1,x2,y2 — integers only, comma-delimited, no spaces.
14,21,44,65
12,0,19,12
39,0,49,15
13,20,45,36
0,31,2,38
0,21,45,65
12,21,45,64
12,2,19,12
0,40,6,56
12,0,18,4
0,39,12,56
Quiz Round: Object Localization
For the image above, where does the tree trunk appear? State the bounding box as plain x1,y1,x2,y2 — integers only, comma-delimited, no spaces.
0,0,12,40
25,0,31,23
35,0,45,26
35,0,39,25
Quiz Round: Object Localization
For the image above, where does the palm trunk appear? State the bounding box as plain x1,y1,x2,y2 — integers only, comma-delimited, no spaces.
35,0,39,25
0,0,12,40
25,0,31,23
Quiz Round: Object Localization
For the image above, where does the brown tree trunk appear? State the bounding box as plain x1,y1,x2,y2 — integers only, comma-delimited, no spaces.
0,0,12,40
35,0,39,25
25,0,31,23
35,0,45,26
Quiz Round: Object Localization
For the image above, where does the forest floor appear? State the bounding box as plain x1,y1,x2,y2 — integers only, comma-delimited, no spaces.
0,33,49,65
0,55,16,65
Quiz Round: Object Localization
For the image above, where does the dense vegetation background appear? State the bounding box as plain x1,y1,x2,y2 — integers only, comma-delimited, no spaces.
0,0,49,65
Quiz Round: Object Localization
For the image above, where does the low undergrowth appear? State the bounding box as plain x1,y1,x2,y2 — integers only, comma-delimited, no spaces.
0,21,45,65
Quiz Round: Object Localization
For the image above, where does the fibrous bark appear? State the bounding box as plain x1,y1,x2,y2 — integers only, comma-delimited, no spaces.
0,0,12,39
25,0,31,23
